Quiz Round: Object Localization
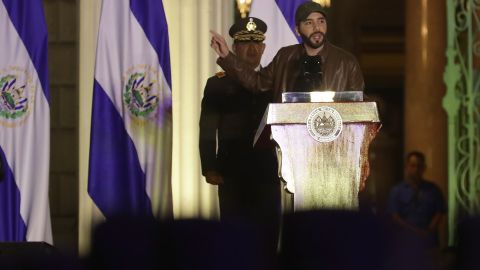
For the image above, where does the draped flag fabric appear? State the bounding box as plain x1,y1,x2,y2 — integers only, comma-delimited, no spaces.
250,0,308,66
88,0,173,219
0,0,52,243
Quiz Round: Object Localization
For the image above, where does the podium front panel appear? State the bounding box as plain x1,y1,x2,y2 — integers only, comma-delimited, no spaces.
266,102,380,211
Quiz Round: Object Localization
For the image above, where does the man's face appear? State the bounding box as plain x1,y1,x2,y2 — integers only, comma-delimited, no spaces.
233,41,266,67
296,12,327,49
405,155,425,181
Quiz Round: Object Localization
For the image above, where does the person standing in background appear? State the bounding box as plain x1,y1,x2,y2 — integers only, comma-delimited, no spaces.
199,17,281,256
388,151,446,247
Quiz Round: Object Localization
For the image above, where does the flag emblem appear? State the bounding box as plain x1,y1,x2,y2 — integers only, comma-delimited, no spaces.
123,67,161,120
0,68,33,124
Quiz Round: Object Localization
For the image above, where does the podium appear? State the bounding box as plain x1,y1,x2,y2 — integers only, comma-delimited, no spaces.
255,92,381,211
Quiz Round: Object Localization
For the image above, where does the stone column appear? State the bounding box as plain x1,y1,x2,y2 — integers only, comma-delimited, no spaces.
405,0,447,246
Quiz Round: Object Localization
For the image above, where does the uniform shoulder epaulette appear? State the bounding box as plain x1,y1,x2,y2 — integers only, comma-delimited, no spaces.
215,71,226,78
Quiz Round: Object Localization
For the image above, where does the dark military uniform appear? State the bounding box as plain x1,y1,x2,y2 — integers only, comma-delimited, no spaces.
199,72,280,225
201,17,281,256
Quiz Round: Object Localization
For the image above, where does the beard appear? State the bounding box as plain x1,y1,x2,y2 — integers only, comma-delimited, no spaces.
300,31,326,49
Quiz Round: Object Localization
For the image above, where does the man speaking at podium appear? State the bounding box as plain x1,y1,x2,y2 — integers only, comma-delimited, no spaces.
210,1,364,101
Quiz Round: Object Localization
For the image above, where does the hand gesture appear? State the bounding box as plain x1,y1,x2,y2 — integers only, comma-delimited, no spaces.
210,30,230,58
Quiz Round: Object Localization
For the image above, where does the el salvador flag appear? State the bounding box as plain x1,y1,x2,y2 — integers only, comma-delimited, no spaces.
88,0,173,219
250,0,308,66
0,0,52,243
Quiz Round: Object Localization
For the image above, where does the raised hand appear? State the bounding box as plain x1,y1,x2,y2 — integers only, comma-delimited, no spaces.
210,30,230,58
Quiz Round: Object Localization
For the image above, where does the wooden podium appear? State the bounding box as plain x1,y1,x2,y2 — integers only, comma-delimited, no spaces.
255,100,380,211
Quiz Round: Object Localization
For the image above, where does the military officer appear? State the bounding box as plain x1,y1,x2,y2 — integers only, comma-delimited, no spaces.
199,17,281,253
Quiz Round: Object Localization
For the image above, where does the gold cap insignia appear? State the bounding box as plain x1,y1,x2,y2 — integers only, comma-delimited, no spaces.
246,18,257,32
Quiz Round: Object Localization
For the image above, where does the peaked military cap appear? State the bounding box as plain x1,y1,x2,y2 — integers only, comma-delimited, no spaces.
229,17,267,42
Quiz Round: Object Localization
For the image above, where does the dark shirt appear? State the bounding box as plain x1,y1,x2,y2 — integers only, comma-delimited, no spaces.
388,180,446,229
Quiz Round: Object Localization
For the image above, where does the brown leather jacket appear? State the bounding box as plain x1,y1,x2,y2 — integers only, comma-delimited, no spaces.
217,42,365,102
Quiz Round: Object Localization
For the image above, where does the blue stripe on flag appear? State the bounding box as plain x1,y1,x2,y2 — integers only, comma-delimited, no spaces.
275,0,308,43
0,147,27,241
2,0,50,103
88,80,153,218
130,0,172,89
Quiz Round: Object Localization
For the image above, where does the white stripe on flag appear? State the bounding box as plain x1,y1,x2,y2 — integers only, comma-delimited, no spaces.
250,0,299,66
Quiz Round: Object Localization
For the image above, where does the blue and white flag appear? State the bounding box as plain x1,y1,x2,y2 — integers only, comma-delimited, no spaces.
0,1,52,243
88,0,173,218
250,0,308,66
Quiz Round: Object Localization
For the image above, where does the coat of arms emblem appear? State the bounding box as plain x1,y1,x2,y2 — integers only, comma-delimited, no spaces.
0,72,32,124
123,71,160,119
306,106,343,142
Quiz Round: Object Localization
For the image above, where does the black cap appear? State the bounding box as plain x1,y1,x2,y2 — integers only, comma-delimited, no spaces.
229,17,267,42
295,2,327,25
